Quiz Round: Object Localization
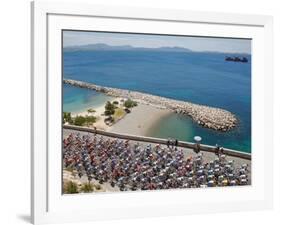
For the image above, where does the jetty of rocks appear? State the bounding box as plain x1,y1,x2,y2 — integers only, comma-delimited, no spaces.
63,79,237,131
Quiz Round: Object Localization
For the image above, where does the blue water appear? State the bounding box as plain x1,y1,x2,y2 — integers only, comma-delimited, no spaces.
63,84,114,113
63,50,251,153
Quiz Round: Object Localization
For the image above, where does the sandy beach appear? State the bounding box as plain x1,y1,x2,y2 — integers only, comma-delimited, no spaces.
108,103,172,136
67,97,172,135
64,79,238,131
66,96,174,136
70,97,122,130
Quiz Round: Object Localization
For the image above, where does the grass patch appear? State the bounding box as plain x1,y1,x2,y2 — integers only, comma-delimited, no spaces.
113,108,126,120
73,115,97,126
80,183,94,193
63,181,79,194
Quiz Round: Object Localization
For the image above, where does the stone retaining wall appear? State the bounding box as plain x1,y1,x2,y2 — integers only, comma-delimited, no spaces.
63,125,251,160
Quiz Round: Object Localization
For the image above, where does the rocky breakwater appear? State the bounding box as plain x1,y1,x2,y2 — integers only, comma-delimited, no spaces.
64,79,237,131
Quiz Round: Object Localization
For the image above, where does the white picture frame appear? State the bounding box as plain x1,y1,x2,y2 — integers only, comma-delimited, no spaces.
31,1,274,224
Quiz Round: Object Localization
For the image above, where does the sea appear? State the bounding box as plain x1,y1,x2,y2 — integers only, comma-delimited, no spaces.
63,50,251,153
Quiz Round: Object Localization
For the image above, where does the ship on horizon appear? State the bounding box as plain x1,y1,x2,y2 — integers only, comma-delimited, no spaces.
225,56,248,63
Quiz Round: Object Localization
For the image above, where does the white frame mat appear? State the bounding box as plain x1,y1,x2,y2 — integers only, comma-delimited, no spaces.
31,1,273,224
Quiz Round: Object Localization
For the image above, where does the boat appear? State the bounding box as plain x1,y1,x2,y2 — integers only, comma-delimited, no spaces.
225,56,248,63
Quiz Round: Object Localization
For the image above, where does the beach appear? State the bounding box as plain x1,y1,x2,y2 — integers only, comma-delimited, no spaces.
108,103,172,136
64,79,237,132
70,97,122,131
68,94,173,136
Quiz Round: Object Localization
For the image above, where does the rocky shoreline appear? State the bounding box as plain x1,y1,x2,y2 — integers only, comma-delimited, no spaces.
63,79,238,131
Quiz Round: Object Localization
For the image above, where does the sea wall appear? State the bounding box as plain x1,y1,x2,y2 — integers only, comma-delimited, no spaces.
63,79,237,131
63,125,251,160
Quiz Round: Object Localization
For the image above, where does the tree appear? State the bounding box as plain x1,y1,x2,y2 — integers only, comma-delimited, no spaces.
72,115,97,127
85,116,96,123
124,99,138,109
104,101,115,116
87,108,96,113
73,116,86,126
63,112,73,124
84,115,96,126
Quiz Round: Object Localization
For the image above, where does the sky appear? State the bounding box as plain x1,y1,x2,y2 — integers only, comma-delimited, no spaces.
63,30,251,54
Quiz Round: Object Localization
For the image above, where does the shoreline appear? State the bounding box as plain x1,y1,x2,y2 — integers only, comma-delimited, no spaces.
108,103,172,136
68,97,169,135
70,97,123,131
63,79,237,132
63,83,249,152
66,93,174,136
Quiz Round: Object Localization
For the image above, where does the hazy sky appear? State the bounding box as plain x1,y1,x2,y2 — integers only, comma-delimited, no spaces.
63,30,251,54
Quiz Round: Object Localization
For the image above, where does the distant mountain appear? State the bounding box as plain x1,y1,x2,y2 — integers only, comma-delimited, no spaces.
63,43,193,53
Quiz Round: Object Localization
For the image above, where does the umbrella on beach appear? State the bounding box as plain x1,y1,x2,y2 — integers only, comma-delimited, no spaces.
194,136,202,143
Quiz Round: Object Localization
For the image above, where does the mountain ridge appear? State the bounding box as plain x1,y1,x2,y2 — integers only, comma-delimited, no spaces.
63,43,251,55
63,43,193,52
